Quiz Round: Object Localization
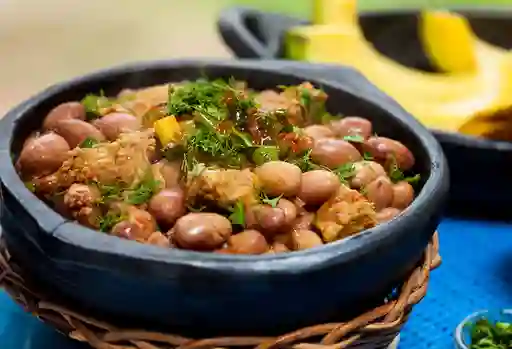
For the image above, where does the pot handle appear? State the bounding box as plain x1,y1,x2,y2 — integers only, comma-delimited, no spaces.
217,7,278,58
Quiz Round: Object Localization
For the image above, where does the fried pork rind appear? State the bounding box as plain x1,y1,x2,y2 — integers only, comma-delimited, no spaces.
315,184,377,242
50,130,155,190
186,168,259,207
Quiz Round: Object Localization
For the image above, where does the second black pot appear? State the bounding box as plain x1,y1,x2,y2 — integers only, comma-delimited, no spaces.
218,7,512,220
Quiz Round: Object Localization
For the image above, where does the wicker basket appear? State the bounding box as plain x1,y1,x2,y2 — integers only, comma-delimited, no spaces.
0,233,440,349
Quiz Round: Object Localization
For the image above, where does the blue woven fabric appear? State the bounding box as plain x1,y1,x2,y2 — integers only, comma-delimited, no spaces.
1,218,511,348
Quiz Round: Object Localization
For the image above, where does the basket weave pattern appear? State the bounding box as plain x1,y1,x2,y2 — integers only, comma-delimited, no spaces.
0,233,440,349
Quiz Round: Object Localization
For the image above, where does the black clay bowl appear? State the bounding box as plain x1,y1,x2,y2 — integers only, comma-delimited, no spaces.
0,59,448,336
218,7,512,220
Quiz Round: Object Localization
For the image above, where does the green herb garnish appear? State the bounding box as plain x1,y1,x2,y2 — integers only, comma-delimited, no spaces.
79,137,99,148
388,157,421,184
252,146,279,165
228,200,245,226
468,318,512,349
343,134,365,143
96,182,124,203
333,163,356,183
291,149,316,172
260,193,282,208
126,176,161,205
24,181,36,193
363,151,373,160
81,90,112,120
98,211,124,233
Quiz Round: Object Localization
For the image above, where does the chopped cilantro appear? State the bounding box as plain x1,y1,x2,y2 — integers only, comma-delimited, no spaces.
126,176,161,205
228,200,245,226
333,162,356,183
24,181,36,193
81,90,112,120
468,318,512,349
343,134,365,143
79,137,99,148
98,211,124,233
260,193,282,208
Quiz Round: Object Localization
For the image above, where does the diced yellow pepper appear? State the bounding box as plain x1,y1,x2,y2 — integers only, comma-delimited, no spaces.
154,115,181,146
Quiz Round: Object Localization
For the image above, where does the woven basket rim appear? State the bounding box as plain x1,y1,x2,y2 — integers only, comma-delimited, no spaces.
0,233,440,349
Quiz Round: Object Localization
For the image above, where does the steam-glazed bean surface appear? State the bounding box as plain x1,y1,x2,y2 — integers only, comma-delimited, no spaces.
18,79,421,254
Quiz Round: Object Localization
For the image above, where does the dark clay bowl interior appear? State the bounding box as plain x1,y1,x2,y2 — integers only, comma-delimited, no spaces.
0,59,448,336
217,7,512,220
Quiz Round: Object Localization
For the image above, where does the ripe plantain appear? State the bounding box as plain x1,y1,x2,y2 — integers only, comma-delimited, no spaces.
285,0,512,132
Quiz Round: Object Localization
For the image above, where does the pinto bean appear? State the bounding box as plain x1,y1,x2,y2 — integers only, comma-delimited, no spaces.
311,138,361,169
92,112,140,141
148,188,186,228
173,213,232,251
298,170,340,205
227,230,269,254
42,102,86,130
254,161,302,197
362,137,415,171
350,161,387,189
52,119,105,148
364,176,394,211
16,132,70,178
329,116,372,139
391,181,415,209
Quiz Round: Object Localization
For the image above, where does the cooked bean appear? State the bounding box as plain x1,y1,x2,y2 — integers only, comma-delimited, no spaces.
173,213,232,251
253,205,287,236
363,137,415,171
303,125,334,140
146,232,171,248
391,181,415,209
277,198,297,226
227,230,268,254
16,132,70,178
254,161,301,197
52,119,105,148
311,138,362,169
270,242,290,253
92,112,140,141
42,102,86,130
329,117,372,139
364,176,394,211
148,188,186,228
126,206,157,240
112,221,147,240
273,232,292,247
74,206,102,229
291,229,324,250
298,170,340,205
23,132,40,148
350,161,387,189
156,159,182,188
376,207,401,223
290,213,315,231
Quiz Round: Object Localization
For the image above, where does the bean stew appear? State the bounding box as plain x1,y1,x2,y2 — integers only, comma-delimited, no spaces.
16,79,420,255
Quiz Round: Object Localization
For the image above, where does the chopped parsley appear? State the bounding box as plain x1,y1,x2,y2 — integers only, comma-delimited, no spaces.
468,318,512,349
343,134,365,143
260,193,282,208
98,211,124,232
79,137,99,148
333,162,356,183
228,200,245,226
126,176,161,205
81,90,113,120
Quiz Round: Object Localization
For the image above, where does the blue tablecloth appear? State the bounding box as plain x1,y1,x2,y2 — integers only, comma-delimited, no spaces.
1,218,511,349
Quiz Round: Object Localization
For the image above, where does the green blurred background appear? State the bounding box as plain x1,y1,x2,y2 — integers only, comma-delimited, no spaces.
234,0,512,18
